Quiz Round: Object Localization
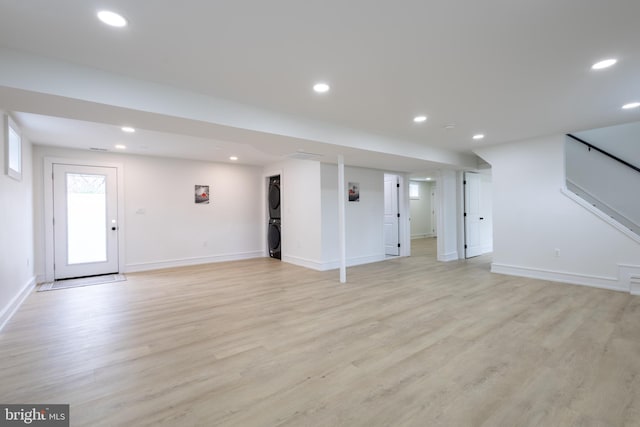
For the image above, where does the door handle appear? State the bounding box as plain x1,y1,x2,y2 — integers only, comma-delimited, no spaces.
111,227,117,231
479,217,484,220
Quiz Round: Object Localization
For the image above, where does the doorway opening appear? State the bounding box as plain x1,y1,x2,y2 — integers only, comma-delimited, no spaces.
409,177,438,259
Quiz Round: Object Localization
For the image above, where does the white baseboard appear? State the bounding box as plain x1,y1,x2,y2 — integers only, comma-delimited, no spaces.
320,254,387,271
561,188,640,244
619,264,640,295
282,255,325,271
438,251,459,262
283,254,387,271
491,263,627,293
0,276,37,332
125,251,264,273
411,233,435,240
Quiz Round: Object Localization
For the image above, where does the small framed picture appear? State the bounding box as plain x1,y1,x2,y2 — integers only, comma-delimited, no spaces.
348,182,360,202
195,185,210,204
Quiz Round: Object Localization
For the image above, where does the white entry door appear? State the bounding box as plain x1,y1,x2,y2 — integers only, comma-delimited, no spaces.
53,164,119,279
384,174,400,256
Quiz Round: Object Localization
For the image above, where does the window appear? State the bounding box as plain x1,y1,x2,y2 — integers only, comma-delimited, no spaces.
5,115,22,181
410,182,420,199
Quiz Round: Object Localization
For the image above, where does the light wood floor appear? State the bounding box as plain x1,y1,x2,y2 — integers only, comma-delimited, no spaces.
1,238,640,426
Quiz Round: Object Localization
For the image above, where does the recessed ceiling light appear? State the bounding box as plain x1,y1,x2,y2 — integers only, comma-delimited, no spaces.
473,134,485,140
121,126,135,133
622,102,640,110
413,115,427,123
591,58,617,70
313,83,330,93
97,10,128,28
115,144,126,150
229,156,238,161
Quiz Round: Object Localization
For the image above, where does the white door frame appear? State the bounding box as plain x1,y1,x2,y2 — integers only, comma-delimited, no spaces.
43,158,125,282
398,174,410,257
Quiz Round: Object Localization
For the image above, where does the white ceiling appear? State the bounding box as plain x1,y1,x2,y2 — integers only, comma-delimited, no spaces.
1,0,640,170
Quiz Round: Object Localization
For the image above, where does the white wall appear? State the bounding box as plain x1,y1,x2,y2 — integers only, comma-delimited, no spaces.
33,146,264,275
573,121,640,165
264,159,323,269
479,172,493,254
476,135,640,292
321,164,385,269
410,181,434,239
566,137,640,230
0,112,35,329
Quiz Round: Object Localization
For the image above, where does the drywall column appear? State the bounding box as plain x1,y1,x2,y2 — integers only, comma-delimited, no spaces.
437,169,460,261
338,155,346,282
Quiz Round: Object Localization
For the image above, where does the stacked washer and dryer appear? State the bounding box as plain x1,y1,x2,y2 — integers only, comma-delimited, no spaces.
268,175,281,259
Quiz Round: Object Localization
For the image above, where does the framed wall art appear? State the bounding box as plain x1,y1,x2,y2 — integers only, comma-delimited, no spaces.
348,182,360,202
195,185,210,204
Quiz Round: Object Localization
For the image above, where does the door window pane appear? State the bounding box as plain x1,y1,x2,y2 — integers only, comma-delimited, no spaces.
66,173,107,264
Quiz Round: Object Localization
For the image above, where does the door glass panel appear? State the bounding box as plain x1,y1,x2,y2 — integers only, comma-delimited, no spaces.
66,173,107,264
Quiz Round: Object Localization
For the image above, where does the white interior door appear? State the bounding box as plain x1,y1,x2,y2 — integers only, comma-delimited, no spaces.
464,171,493,258
430,186,437,237
384,174,400,256
464,172,483,258
53,164,119,279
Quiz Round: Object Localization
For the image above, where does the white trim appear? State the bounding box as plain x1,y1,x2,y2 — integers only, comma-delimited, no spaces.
43,157,125,282
411,233,436,240
399,174,411,257
282,255,325,271
321,254,387,271
125,251,264,273
338,155,346,283
438,251,459,262
0,276,36,332
619,264,640,295
561,187,640,244
491,263,627,293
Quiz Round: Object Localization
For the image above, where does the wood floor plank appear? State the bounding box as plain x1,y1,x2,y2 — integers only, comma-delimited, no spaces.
1,238,639,426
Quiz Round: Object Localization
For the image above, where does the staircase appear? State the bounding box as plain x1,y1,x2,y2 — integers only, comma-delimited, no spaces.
565,133,640,295
565,134,640,237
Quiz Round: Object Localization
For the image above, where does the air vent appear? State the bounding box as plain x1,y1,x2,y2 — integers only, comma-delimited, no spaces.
287,151,322,161
89,147,109,152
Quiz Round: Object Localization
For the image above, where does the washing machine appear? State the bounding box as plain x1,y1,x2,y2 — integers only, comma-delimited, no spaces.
268,175,281,219
268,218,281,260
